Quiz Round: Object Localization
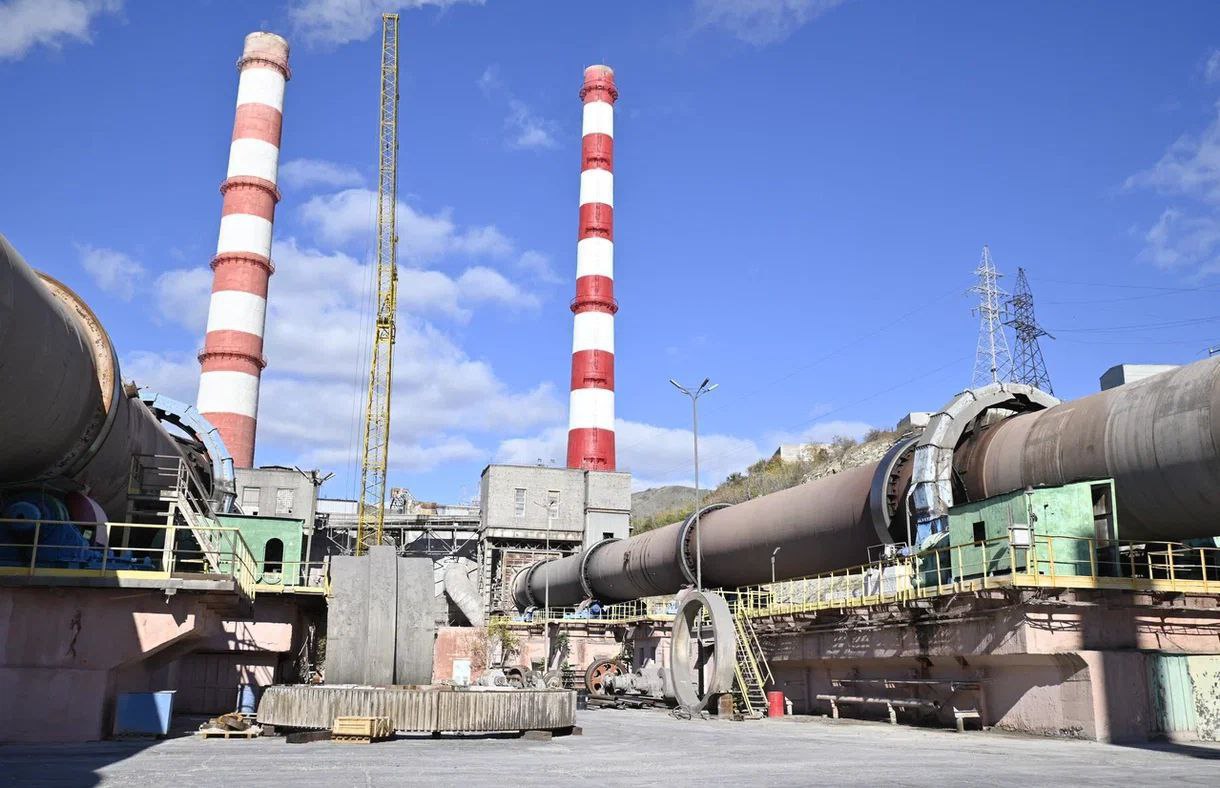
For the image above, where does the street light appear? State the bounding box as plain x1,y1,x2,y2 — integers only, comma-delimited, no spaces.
771,546,782,585
669,378,718,591
531,498,558,671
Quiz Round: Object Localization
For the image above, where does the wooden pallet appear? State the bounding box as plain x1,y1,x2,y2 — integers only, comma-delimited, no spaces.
198,728,261,739
331,733,393,744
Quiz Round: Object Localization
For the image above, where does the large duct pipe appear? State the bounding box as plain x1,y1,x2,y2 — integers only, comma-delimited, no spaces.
515,356,1220,610
955,357,1220,540
0,234,188,520
514,461,892,608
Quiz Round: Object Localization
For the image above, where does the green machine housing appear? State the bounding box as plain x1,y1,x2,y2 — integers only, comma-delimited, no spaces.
945,479,1118,581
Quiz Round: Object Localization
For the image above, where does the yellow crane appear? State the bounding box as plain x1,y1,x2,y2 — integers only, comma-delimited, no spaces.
355,13,399,555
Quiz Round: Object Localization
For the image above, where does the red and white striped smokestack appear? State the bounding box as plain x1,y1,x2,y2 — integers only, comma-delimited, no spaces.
197,32,290,469
567,65,618,471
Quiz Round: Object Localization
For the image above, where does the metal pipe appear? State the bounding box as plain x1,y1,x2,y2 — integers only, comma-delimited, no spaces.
514,356,1220,610
0,234,190,520
955,356,1220,540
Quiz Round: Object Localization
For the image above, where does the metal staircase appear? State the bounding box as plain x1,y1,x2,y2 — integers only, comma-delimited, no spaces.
730,603,773,718
127,454,228,577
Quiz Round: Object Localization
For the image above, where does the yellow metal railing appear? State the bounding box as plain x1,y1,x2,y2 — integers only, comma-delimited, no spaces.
254,560,331,595
733,533,1220,619
497,534,1219,629
0,517,260,599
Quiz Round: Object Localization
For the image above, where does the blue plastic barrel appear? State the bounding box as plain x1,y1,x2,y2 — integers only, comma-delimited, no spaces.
236,684,260,714
114,691,176,736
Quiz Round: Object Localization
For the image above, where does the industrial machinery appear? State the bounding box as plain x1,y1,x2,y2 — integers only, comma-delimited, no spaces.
355,12,401,555
0,234,228,570
513,357,1220,609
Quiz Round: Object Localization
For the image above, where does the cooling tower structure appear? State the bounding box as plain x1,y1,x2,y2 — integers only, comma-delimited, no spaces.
567,65,618,471
197,32,291,468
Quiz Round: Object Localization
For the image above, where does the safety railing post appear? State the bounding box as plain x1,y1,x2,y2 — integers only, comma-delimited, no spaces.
935,549,943,594
29,520,41,575
100,523,110,574
1168,544,1177,587
1048,537,1057,584
1089,538,1097,580
1201,549,1210,592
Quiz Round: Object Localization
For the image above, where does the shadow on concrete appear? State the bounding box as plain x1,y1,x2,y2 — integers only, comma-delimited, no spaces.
0,739,159,787
1115,739,1220,761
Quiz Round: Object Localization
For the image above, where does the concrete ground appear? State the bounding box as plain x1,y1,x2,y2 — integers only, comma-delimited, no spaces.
2,709,1218,787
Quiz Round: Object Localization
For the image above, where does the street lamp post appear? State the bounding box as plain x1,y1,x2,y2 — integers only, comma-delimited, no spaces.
531,498,556,671
670,378,718,592
771,546,782,585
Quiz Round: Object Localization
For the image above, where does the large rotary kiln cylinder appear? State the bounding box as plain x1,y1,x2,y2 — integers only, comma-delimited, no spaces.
954,356,1220,541
514,461,885,608
0,234,187,520
515,356,1220,610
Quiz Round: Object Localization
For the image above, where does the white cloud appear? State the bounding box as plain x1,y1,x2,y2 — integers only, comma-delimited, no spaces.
1125,100,1220,204
516,250,560,284
121,350,199,404
288,0,484,47
279,158,364,191
1206,50,1220,83
298,188,514,262
496,419,766,491
76,243,144,300
505,99,558,150
479,64,559,151
693,0,845,46
1126,95,1220,277
153,266,212,333
134,236,561,476
0,0,122,60
786,419,875,444
1137,208,1220,275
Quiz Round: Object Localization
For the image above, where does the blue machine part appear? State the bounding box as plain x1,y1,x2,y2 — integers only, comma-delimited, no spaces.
0,490,152,569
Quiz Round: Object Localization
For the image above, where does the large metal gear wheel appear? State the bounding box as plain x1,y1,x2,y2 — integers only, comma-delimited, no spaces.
584,658,624,697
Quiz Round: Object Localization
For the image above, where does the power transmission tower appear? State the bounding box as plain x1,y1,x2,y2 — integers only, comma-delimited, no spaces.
356,13,400,555
970,245,1014,388
1005,267,1055,394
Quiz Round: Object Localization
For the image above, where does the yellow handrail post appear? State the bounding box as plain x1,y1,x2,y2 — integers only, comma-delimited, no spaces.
29,520,41,575
1088,537,1097,579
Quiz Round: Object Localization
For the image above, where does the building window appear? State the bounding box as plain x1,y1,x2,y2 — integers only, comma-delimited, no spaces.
546,490,560,523
275,488,295,516
264,538,283,574
514,488,526,517
241,487,261,516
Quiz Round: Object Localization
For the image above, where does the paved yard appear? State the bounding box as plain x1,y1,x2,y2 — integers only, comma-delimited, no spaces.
3,709,1218,787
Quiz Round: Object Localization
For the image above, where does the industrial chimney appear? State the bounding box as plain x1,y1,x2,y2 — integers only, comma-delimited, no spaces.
197,32,290,468
566,65,618,471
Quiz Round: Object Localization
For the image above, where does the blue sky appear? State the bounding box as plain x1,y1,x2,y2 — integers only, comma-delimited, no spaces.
3,0,1220,503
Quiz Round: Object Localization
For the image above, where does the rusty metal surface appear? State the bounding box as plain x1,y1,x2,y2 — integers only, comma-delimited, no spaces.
0,234,187,519
957,357,1220,540
257,685,574,732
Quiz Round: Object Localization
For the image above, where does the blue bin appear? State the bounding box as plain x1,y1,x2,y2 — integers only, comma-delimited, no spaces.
114,691,176,737
236,684,260,714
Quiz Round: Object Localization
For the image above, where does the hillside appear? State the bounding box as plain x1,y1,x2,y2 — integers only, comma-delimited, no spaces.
630,429,902,534
631,485,698,523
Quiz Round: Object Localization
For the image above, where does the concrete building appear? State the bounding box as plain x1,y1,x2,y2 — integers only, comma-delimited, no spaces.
478,464,630,613
771,443,828,463
1099,363,1178,391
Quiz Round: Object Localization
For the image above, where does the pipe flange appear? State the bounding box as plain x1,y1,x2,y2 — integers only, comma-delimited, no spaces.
676,503,733,586
911,382,1059,527
578,538,617,599
868,435,918,545
36,273,122,480
516,560,546,609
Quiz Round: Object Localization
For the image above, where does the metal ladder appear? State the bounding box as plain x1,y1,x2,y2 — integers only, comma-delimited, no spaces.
731,603,773,718
128,454,226,575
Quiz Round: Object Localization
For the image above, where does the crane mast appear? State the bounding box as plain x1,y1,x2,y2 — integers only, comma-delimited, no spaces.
355,13,399,555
